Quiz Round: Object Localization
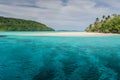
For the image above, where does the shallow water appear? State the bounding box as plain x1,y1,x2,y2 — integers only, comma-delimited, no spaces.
0,33,120,80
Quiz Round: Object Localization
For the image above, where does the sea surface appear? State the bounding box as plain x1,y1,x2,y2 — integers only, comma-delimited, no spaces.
0,32,120,80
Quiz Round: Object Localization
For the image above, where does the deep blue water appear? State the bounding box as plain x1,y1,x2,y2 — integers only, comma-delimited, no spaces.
0,34,120,80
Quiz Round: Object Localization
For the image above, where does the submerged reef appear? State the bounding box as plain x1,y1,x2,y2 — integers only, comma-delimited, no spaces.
32,47,119,80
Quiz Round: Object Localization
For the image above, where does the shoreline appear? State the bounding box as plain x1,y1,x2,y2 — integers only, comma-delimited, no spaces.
17,32,120,36
0,32,119,36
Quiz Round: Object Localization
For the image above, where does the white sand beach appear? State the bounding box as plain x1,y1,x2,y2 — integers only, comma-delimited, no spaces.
19,32,119,36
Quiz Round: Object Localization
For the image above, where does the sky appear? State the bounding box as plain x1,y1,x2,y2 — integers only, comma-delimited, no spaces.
0,0,120,31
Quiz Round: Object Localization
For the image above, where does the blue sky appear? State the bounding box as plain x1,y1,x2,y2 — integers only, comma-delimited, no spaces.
0,0,120,30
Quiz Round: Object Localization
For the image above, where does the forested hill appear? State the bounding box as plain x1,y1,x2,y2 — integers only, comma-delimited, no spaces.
86,14,120,33
0,16,54,31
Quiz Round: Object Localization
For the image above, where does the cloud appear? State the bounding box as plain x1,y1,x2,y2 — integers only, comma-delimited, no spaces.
0,0,120,30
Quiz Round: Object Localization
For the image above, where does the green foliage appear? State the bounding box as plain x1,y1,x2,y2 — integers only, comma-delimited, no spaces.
86,14,120,33
0,16,54,31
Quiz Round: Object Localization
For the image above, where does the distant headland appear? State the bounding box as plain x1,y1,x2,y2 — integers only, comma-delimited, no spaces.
86,14,120,33
0,16,54,31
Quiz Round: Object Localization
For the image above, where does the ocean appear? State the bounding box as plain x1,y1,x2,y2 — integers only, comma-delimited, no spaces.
0,32,120,80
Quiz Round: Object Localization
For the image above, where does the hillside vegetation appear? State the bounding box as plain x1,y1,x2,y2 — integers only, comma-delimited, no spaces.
0,16,54,31
86,14,120,33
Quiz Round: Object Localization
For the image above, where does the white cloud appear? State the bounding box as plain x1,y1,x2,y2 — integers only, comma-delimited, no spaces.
0,0,120,30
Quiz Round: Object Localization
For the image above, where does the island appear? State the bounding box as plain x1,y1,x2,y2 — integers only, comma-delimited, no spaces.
86,14,120,33
0,16,54,31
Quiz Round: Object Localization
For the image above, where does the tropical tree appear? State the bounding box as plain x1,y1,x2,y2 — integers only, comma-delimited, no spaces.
86,14,120,33
102,15,105,19
95,17,99,22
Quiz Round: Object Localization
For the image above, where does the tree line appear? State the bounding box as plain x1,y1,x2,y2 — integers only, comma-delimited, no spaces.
86,14,120,33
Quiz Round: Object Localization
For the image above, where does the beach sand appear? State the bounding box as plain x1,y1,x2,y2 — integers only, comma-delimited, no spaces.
19,32,119,36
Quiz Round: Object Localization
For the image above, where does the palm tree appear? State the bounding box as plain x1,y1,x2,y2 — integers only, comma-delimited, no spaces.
102,15,105,19
108,15,111,19
89,24,92,28
95,17,99,22
105,17,108,20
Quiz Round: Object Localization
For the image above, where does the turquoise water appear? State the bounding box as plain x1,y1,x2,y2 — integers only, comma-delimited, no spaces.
0,33,120,80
